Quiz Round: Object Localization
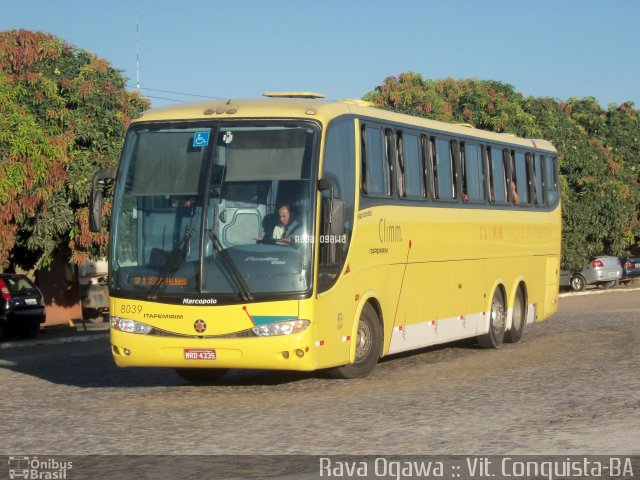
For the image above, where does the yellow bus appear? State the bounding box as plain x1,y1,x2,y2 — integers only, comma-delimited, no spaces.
90,92,561,382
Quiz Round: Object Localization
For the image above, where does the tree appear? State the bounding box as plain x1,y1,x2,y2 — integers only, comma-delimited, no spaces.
363,73,541,137
0,29,149,273
364,73,640,268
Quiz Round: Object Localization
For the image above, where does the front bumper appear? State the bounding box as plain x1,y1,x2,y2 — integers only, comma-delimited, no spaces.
110,327,319,371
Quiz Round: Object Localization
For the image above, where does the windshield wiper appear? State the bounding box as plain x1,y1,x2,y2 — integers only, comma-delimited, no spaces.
207,230,253,302
147,227,195,300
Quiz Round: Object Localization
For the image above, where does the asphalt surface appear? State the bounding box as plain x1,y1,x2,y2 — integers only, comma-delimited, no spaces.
1,284,638,480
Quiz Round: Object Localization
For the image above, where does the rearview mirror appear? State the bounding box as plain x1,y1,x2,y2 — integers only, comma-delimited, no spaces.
89,167,116,232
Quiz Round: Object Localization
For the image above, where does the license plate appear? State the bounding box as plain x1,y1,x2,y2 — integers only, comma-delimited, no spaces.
635,263,640,268
184,349,216,360
609,272,617,277
25,298,37,305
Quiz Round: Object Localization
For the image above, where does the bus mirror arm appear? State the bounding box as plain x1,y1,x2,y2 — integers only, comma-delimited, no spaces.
318,178,344,237
318,178,335,225
89,167,117,232
317,178,333,193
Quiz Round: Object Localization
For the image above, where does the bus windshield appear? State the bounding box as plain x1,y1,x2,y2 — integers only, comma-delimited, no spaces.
110,122,317,302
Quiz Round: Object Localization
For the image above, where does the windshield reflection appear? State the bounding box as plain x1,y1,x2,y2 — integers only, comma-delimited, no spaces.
110,123,317,302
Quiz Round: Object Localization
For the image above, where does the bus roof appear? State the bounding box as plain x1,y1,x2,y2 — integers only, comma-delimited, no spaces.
133,94,556,153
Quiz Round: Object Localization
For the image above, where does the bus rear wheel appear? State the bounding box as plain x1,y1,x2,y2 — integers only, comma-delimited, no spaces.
175,368,229,384
478,288,506,349
329,303,381,379
504,287,525,343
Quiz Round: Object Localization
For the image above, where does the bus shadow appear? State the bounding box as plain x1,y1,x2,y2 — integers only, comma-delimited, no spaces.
1,342,323,388
2,361,324,389
1,337,483,389
2,353,182,389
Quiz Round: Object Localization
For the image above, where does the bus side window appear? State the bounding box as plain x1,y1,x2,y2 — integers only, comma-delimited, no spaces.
488,146,507,204
402,132,424,198
319,116,356,292
451,140,460,200
460,141,467,201
396,131,405,197
360,125,368,194
525,152,535,204
545,155,559,206
513,151,530,205
533,154,545,206
463,142,484,202
486,146,494,202
362,125,391,196
502,149,513,203
384,128,395,196
421,135,432,199
433,138,454,200
429,137,439,199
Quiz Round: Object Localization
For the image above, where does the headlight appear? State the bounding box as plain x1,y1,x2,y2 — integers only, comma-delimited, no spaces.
111,316,153,335
251,319,310,337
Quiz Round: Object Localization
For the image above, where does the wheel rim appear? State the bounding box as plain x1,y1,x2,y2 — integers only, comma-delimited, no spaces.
571,276,584,290
491,292,506,337
355,319,373,362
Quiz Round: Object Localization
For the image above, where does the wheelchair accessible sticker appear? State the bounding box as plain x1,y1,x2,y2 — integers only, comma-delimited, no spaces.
192,131,210,147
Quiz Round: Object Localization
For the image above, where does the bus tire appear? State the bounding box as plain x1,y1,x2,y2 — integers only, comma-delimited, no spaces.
570,274,586,292
504,287,525,344
328,303,382,379
175,368,229,384
478,288,506,349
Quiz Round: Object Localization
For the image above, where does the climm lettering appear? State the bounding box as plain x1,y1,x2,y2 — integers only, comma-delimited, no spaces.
379,218,402,243
479,224,504,240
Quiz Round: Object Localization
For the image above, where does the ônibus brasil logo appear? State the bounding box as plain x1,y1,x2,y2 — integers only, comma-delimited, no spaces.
8,456,73,479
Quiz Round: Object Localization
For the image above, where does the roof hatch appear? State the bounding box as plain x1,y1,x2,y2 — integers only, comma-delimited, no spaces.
338,98,374,107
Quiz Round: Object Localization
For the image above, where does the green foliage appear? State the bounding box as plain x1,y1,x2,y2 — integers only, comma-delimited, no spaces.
365,73,640,269
0,29,149,271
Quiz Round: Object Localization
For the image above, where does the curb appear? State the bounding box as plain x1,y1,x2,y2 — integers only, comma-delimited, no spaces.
558,285,640,298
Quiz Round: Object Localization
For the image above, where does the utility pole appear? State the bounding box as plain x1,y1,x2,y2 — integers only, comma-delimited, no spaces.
136,4,140,91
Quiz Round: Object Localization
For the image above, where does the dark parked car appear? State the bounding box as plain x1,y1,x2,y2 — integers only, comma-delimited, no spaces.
620,256,640,283
0,274,46,338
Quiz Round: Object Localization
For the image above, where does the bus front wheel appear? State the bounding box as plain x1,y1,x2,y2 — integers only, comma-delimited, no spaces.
329,303,382,379
175,368,229,384
478,288,506,349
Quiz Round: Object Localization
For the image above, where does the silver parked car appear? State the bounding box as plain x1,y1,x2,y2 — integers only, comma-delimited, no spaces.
560,256,622,291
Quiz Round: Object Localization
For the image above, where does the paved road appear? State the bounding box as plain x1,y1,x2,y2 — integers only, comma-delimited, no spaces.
1,288,638,461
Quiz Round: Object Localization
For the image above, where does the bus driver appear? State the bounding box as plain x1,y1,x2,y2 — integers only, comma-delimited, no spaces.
254,204,302,246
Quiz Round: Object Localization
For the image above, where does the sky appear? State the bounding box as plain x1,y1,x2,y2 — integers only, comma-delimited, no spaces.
1,0,639,109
